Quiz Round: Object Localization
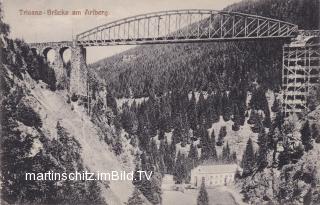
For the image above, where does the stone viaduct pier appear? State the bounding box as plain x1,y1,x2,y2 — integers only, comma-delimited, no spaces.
29,41,87,96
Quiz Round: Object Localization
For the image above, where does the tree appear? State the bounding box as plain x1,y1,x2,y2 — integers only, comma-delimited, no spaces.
249,87,268,111
300,120,313,152
188,91,198,130
188,143,199,168
106,92,118,114
172,115,183,144
232,121,240,131
308,83,320,111
174,151,187,183
263,109,272,128
133,154,159,203
311,123,320,143
271,97,280,113
197,92,206,124
158,128,165,140
241,138,255,177
251,113,264,133
200,127,211,161
247,110,258,125
222,142,231,162
149,172,162,204
232,104,241,131
121,102,138,134
210,130,217,160
127,188,145,205
164,139,176,174
158,140,167,174
303,188,313,205
197,180,209,205
112,136,123,155
256,128,268,170
15,103,42,128
216,126,227,146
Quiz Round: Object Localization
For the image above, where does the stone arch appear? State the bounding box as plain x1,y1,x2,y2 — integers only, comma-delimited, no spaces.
42,47,56,64
59,46,71,65
30,47,39,55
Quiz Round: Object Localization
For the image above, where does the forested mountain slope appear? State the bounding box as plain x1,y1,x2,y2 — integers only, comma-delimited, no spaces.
87,0,320,204
90,0,319,98
0,11,135,205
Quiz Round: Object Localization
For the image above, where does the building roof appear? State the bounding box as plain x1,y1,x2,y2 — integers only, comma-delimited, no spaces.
192,164,238,174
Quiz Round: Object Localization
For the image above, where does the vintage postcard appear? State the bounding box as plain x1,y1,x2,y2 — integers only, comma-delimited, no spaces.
0,0,319,204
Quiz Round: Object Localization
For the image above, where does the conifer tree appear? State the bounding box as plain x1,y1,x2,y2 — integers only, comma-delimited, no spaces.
231,151,237,163
149,139,159,167
216,126,227,146
197,180,209,205
256,128,268,170
127,188,145,205
158,139,167,174
210,130,217,160
172,115,183,144
271,97,280,113
222,92,232,122
263,108,272,128
112,135,123,155
251,114,264,133
164,139,176,174
197,92,206,123
222,142,231,162
241,138,255,177
232,104,240,131
188,143,199,168
200,130,211,161
188,91,198,131
311,124,320,143
301,120,313,151
205,94,214,128
174,152,187,183
181,113,190,146
247,109,258,125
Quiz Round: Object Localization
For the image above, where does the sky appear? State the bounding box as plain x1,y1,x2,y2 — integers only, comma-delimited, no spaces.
2,0,241,63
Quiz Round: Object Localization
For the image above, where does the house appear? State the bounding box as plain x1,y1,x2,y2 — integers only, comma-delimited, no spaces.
190,164,238,188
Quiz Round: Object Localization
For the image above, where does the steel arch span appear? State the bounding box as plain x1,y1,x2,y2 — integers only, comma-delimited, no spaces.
76,9,298,46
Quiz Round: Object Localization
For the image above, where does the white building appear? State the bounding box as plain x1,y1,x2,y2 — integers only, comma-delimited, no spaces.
190,164,238,188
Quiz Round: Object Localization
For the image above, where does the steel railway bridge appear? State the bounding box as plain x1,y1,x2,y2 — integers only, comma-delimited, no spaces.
28,9,320,116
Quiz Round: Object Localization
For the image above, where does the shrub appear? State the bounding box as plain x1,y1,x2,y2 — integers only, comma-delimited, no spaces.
15,103,42,128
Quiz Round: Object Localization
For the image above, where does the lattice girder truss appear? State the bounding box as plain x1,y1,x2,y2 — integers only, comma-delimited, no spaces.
76,9,298,46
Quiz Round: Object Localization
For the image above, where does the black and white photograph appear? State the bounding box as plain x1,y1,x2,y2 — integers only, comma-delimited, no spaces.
0,0,319,204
